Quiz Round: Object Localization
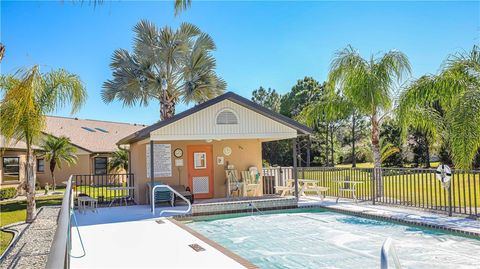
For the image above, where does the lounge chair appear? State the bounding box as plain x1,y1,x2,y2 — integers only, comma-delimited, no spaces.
275,179,295,196
146,181,174,206
225,169,243,197
240,167,261,196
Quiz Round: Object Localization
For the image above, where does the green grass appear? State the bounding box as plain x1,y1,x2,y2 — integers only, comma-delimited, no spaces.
335,162,374,168
0,232,13,256
335,162,442,169
301,169,480,209
75,186,129,200
0,195,63,255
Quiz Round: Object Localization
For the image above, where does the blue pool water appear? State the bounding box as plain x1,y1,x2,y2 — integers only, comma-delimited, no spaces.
186,209,480,269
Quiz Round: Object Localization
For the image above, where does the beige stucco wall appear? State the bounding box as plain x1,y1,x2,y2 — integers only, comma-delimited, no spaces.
0,150,27,193
129,139,263,204
36,154,93,187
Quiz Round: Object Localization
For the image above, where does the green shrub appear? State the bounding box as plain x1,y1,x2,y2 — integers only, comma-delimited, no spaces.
0,187,17,200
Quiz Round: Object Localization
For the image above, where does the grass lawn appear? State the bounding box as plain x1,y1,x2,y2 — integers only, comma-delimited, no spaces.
0,195,64,255
301,168,480,209
335,162,441,169
75,185,129,201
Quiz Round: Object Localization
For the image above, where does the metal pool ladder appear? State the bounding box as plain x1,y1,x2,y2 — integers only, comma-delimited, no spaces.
151,184,192,216
380,237,402,269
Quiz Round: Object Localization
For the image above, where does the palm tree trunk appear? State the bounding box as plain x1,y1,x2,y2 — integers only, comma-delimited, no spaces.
424,134,431,168
25,144,37,223
330,124,334,166
160,97,176,120
371,113,383,198
50,159,56,191
325,124,329,167
352,113,357,168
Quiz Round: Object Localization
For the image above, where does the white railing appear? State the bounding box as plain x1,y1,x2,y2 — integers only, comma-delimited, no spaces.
380,237,402,269
151,185,192,216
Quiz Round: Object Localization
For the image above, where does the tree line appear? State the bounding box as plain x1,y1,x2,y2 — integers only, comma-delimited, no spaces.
253,45,480,171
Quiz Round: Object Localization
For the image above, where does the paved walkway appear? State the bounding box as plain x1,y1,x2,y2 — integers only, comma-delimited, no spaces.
299,197,480,236
0,207,60,269
71,205,250,268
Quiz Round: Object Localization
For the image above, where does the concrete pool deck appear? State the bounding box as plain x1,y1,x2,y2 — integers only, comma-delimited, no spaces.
71,205,255,269
299,197,480,237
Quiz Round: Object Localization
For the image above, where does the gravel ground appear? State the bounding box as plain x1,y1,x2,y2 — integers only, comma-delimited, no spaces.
0,207,60,269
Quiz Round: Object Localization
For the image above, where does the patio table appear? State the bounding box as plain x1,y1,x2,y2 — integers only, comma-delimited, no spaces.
107,186,135,207
333,180,364,203
77,196,98,213
297,179,329,200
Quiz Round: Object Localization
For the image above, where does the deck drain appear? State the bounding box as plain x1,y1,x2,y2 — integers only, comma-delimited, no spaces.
155,220,165,224
189,244,206,252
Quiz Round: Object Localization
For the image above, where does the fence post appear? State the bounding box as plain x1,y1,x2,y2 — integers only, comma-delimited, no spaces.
372,168,376,205
448,181,453,217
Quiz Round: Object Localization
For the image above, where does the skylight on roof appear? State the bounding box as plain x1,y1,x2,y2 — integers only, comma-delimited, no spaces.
95,128,109,133
81,127,96,132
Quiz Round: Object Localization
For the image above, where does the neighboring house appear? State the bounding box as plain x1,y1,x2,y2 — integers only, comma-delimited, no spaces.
117,92,312,204
0,116,145,192
0,137,41,194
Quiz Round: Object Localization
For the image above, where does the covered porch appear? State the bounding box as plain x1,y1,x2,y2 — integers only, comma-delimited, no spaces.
117,92,312,206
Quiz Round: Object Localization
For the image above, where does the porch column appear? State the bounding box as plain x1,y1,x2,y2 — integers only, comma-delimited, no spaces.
293,138,299,200
150,141,154,208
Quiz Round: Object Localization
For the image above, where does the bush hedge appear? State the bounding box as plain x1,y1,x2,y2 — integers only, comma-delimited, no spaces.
0,187,17,200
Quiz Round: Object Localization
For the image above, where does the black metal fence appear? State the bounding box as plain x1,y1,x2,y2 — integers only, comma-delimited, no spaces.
263,166,480,217
73,174,135,207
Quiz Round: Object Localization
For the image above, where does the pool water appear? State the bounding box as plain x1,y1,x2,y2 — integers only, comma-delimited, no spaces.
186,209,480,269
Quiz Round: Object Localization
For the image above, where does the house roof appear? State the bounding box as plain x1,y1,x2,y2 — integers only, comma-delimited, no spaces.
0,135,41,151
118,91,312,145
44,116,146,153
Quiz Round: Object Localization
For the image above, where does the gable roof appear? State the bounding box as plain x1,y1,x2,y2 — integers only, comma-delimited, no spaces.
118,92,312,145
44,116,146,153
0,135,41,151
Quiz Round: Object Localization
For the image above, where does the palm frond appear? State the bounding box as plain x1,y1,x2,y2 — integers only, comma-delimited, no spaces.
174,0,191,16
447,88,480,169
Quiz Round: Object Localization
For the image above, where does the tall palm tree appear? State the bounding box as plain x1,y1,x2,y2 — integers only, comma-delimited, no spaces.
41,136,78,191
102,20,226,120
109,149,129,172
398,45,480,169
175,0,191,15
0,42,5,63
328,45,411,195
0,66,86,222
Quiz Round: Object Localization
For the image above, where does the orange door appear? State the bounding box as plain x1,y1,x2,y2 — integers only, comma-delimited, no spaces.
187,145,214,199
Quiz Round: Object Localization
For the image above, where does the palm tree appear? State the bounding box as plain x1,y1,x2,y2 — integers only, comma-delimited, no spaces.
328,45,411,195
109,149,129,172
102,20,226,120
398,45,480,169
0,66,86,222
175,0,191,15
299,85,351,166
41,136,78,191
0,42,5,63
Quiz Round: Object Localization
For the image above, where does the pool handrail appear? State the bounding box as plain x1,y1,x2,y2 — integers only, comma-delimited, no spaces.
151,184,192,216
380,237,402,269
46,175,74,269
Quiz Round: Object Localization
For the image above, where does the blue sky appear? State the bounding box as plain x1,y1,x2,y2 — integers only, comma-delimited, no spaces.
1,1,478,125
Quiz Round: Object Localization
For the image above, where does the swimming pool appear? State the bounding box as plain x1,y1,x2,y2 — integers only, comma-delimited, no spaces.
186,209,480,269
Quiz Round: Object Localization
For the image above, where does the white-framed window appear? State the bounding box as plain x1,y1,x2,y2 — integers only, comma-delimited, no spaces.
216,109,238,125
94,157,108,175
194,152,207,169
37,158,45,173
2,157,20,181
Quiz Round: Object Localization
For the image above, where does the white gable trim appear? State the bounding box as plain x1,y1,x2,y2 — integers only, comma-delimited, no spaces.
150,100,297,141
